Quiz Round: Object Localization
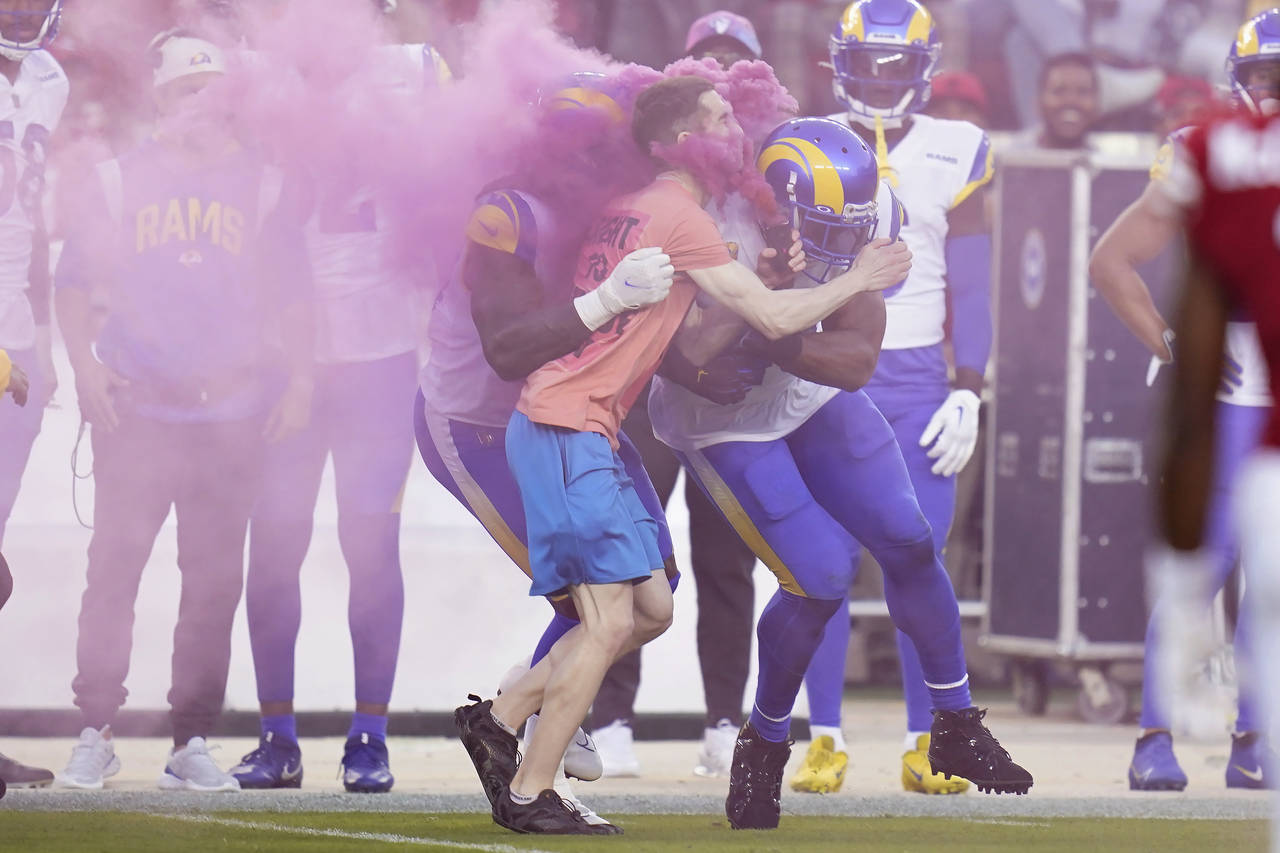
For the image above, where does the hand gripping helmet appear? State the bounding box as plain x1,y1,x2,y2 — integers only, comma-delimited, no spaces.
830,0,940,124
1228,8,1280,115
757,116,882,283
0,0,61,62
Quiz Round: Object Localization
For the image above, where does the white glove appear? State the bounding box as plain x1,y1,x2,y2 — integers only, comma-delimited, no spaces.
574,246,675,331
919,389,981,477
1145,328,1176,388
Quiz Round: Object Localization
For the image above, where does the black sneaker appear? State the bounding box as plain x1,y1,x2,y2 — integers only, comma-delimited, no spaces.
928,707,1033,795
725,722,792,830
493,789,622,835
454,694,520,807
0,753,53,788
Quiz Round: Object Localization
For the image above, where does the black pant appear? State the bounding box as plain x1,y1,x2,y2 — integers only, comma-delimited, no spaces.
592,389,758,729
72,408,264,745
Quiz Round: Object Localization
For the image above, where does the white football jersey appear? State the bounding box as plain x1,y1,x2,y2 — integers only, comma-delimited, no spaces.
307,44,448,364
649,184,900,451
0,50,67,350
829,112,992,352
421,189,571,428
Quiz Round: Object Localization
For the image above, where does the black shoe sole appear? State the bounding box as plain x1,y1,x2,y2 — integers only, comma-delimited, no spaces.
454,704,517,808
491,809,621,835
344,783,393,793
931,762,1033,795
2,779,53,789
1131,779,1187,791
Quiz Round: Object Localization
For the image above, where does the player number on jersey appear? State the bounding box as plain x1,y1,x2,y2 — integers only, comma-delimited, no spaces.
0,121,49,221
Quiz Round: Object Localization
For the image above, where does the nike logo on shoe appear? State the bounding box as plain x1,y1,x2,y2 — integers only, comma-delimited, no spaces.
1133,766,1155,782
280,764,303,782
1232,764,1264,782
906,766,924,782
574,734,595,752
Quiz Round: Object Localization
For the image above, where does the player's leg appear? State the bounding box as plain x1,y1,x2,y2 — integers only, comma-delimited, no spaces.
0,346,46,548
329,352,417,793
1233,451,1280,851
165,417,264,792
60,411,175,789
235,378,328,789
0,550,54,790
793,594,852,793
686,473,758,778
792,392,1031,794
865,374,971,794
682,437,853,829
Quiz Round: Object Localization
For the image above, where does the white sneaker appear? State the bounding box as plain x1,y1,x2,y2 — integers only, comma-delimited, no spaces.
554,772,617,829
158,737,240,792
591,719,640,777
693,718,739,778
524,713,604,782
56,726,121,789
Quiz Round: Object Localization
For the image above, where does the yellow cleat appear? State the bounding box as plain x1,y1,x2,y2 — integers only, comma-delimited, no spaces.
788,736,848,794
902,734,970,794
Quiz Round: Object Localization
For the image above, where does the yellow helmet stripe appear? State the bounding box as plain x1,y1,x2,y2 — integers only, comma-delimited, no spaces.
1237,19,1262,58
840,3,865,40
545,87,625,124
906,5,934,45
758,138,845,212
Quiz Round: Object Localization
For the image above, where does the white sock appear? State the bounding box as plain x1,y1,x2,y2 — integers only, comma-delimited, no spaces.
490,711,516,737
810,725,847,753
905,730,928,751
509,789,536,805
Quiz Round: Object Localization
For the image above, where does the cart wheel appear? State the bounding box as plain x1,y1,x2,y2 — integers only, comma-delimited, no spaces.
1011,659,1050,716
1076,665,1128,725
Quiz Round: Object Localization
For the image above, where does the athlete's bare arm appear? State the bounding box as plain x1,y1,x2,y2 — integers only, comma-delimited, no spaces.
764,291,887,393
686,237,910,342
1089,180,1178,360
466,244,592,382
1158,249,1228,551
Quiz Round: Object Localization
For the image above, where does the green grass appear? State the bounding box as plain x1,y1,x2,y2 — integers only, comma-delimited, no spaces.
0,812,1268,853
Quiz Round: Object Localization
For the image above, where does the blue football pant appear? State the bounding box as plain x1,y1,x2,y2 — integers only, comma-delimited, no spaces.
804,348,956,732
246,352,417,708
1140,400,1268,732
683,391,968,739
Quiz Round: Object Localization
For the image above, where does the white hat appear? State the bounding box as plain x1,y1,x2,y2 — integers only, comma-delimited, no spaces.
150,33,227,89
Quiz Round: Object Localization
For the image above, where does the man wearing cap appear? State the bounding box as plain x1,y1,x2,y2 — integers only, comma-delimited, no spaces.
924,71,990,129
53,31,313,791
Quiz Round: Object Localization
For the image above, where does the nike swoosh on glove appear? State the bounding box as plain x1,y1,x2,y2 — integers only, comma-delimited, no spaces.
918,389,981,477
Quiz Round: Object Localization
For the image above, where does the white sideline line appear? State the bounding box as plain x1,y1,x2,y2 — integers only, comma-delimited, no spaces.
159,813,557,853
962,818,1053,828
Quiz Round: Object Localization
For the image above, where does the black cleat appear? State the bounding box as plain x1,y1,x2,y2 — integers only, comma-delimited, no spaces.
454,694,520,808
0,753,53,788
493,789,622,835
725,722,792,830
929,707,1033,795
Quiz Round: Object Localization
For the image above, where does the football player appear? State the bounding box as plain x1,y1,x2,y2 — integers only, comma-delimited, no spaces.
0,0,66,549
794,0,995,795
649,117,1030,829
418,72,674,833
1088,9,1279,791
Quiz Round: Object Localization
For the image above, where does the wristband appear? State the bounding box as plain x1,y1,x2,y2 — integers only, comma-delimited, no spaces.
573,290,615,332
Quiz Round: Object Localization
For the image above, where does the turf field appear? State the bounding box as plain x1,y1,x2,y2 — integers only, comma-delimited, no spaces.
0,812,1269,853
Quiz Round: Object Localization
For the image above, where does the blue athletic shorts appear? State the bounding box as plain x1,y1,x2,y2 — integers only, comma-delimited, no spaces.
505,410,664,597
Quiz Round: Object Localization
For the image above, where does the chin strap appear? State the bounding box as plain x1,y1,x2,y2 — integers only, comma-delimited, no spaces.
873,116,899,188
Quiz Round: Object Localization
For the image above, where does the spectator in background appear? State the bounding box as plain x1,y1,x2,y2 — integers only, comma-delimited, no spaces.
924,70,990,128
1153,75,1216,140
53,32,313,792
1027,51,1101,150
591,9,766,781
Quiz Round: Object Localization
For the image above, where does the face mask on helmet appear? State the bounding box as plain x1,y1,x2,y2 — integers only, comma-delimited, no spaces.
0,0,61,62
1229,10,1280,115
829,0,940,123
757,116,881,284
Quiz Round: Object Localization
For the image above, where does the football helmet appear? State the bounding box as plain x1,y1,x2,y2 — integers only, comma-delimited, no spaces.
539,71,626,126
757,117,881,283
1227,9,1280,115
830,0,940,125
0,0,61,62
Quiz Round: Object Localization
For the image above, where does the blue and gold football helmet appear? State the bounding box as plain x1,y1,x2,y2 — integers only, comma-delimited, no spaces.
757,116,883,283
830,0,940,124
0,0,61,61
1228,8,1280,114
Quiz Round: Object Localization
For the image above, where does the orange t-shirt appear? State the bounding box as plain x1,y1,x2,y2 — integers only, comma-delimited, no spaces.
517,178,732,446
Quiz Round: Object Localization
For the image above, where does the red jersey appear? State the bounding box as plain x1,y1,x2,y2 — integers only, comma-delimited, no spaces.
1176,111,1280,447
